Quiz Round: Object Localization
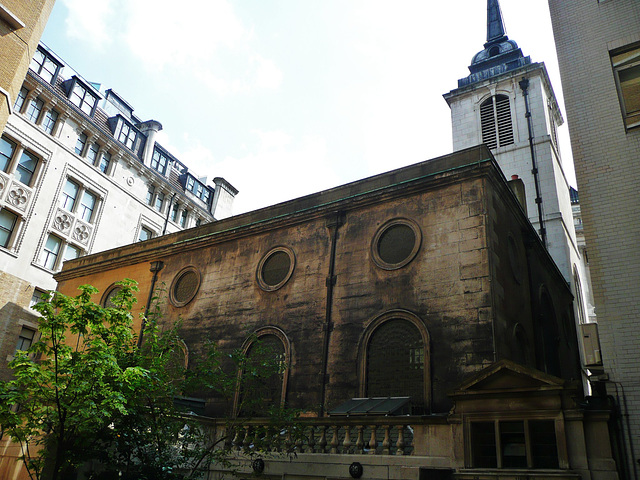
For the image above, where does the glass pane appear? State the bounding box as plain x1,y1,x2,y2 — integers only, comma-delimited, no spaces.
378,224,416,265
261,251,291,286
61,180,79,210
471,422,497,468
500,421,527,468
16,151,37,185
530,420,559,468
0,136,16,172
63,244,81,262
0,209,17,248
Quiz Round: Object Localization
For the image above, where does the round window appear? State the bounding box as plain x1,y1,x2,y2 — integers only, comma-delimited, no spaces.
170,267,201,307
257,247,295,291
371,218,421,270
102,285,121,308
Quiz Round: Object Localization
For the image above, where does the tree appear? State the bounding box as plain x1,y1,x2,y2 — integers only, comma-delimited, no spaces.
0,280,289,480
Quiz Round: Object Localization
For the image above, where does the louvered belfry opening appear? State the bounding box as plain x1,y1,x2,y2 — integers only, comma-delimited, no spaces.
366,319,425,411
480,94,514,149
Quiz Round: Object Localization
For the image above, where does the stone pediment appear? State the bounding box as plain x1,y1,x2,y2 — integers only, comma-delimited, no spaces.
452,359,564,396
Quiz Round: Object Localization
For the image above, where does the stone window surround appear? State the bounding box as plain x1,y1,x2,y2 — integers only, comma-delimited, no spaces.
233,326,292,416
37,232,84,272
135,215,161,245
0,134,45,189
357,309,431,408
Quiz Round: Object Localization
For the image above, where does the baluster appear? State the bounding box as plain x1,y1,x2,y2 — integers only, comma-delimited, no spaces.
232,427,242,451
243,425,251,451
307,425,316,453
330,425,340,454
295,427,304,453
284,428,293,453
343,425,352,454
396,425,405,455
355,425,365,454
368,425,378,454
318,425,328,453
382,425,391,455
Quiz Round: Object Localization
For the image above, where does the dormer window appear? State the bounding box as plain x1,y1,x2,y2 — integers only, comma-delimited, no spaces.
29,46,63,85
151,147,169,175
118,122,136,149
185,174,211,204
64,77,99,116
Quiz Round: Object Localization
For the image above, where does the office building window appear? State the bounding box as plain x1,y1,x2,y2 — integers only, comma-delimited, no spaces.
15,151,38,186
180,209,188,227
42,109,58,134
86,143,99,165
25,97,44,123
0,209,18,248
79,190,97,223
151,147,169,175
75,132,87,155
30,288,46,308
98,152,111,173
14,87,28,112
70,81,97,115
138,226,153,242
63,244,81,262
480,94,514,149
0,136,17,172
118,122,136,150
29,48,61,84
42,234,62,270
612,46,640,129
15,326,36,353
154,192,164,212
186,175,211,203
170,203,178,222
61,179,79,211
146,184,155,206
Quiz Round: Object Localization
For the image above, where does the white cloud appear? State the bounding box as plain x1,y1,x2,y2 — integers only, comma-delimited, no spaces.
61,0,116,50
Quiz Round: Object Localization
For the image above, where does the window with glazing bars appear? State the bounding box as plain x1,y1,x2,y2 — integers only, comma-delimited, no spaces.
0,209,18,248
42,109,58,134
25,97,44,123
29,49,60,84
480,94,514,149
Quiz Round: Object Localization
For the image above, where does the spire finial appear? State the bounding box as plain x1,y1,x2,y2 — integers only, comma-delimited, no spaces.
486,0,507,45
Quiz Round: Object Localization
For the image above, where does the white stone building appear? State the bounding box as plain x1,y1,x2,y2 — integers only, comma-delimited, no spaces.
0,43,237,376
443,1,597,377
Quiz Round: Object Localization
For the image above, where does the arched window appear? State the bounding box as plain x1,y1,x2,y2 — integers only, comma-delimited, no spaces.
235,328,290,416
480,94,514,149
360,311,430,413
535,287,561,377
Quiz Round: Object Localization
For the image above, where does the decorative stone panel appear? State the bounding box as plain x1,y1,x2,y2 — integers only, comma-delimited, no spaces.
0,172,9,198
72,220,93,246
5,182,33,213
52,208,73,235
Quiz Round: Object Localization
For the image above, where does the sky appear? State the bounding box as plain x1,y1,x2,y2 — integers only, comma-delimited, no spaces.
40,0,574,215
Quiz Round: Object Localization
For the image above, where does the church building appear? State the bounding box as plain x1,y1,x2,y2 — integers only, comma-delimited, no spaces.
443,0,599,383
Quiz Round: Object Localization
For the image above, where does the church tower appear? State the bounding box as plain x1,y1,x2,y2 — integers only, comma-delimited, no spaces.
443,0,596,370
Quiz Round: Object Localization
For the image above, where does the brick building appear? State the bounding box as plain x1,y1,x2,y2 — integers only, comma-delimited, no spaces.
0,0,56,133
548,1,640,478
51,145,618,480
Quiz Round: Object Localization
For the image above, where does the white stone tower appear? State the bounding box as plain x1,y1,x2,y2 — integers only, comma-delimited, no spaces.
443,0,596,372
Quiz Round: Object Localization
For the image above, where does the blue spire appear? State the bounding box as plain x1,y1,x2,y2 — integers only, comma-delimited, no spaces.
486,0,507,46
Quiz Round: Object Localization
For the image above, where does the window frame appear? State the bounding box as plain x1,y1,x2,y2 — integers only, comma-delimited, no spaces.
611,44,640,130
60,179,79,212
24,97,44,123
0,208,19,249
13,87,27,112
42,108,59,135
151,147,169,175
78,190,97,223
40,233,83,271
138,226,153,242
68,77,99,116
15,150,39,186
75,132,87,156
0,135,17,172
468,418,560,469
15,326,36,353
29,46,63,85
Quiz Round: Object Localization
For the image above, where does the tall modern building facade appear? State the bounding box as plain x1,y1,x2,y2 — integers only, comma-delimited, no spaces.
0,43,237,381
0,0,56,132
443,0,596,379
548,1,640,478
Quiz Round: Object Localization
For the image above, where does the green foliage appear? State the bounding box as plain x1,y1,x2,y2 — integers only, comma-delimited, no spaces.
0,280,294,480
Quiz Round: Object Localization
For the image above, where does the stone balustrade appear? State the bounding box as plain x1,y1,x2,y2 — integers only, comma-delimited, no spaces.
218,416,439,456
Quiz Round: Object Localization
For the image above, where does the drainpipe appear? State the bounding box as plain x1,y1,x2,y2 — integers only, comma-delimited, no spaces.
519,77,547,248
138,260,164,348
319,211,344,416
162,193,176,235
